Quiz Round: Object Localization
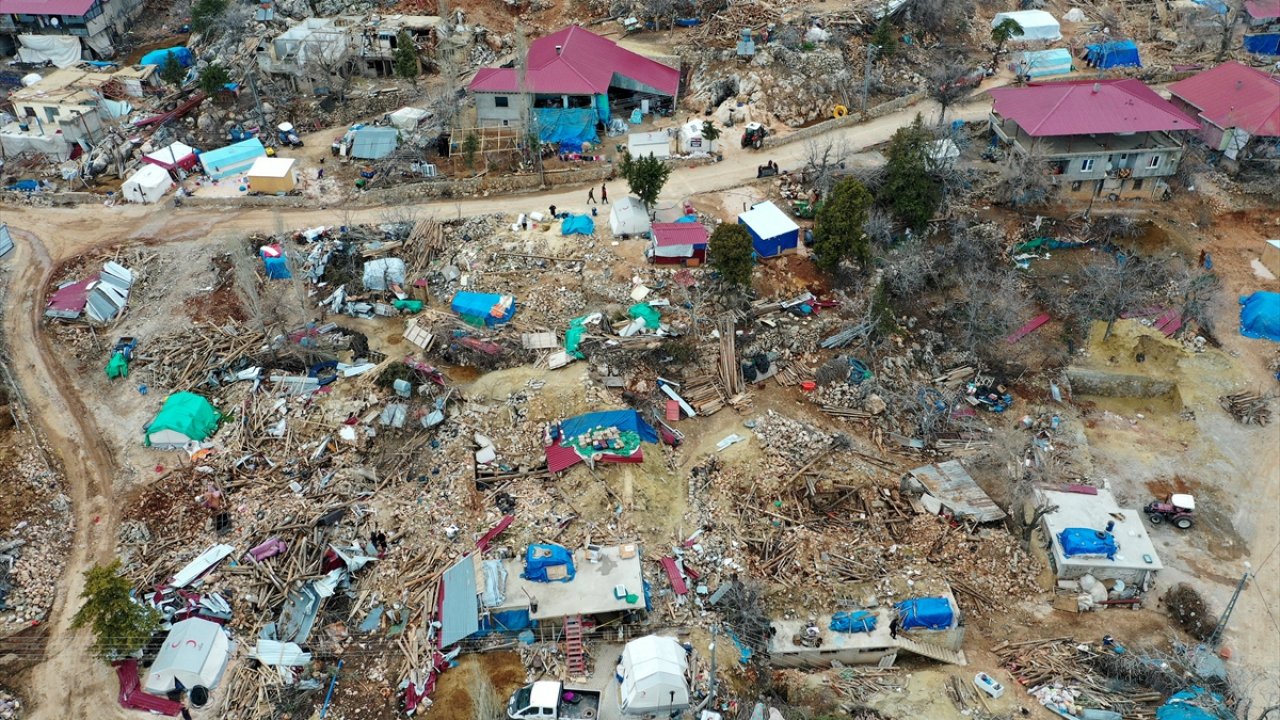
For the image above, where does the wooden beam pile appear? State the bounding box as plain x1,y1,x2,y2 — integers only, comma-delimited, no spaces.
717,317,744,397
992,638,1160,719
681,376,726,415
824,667,905,703
1218,392,1272,425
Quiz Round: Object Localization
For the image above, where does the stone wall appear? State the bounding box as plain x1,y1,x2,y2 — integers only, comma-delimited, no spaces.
358,165,612,204
761,91,928,150
0,191,101,206
181,194,312,209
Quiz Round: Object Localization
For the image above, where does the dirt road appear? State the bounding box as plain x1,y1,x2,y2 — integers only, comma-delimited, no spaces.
1,227,133,720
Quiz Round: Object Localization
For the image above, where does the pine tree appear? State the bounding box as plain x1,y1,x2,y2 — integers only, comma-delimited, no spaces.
70,559,160,658
708,223,755,290
881,115,942,231
159,52,185,87
618,152,672,210
394,32,420,85
197,63,231,97
813,177,874,273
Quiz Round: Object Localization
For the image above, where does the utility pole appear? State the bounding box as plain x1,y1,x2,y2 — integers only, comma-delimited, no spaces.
861,44,879,113
708,624,719,704
1208,571,1251,649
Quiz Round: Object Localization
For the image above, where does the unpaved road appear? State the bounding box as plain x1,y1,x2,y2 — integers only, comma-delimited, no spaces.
1,228,129,720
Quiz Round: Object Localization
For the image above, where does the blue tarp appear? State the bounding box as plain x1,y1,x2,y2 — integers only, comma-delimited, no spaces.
1192,0,1229,12
523,544,576,583
141,47,194,68
830,610,877,633
450,291,516,326
1240,291,1280,342
475,609,533,636
263,256,291,279
895,597,954,630
1156,687,1232,720
1085,40,1141,68
675,214,699,223
595,94,611,124
1058,528,1118,559
350,127,399,159
534,107,600,152
199,138,266,179
561,214,595,236
557,409,660,445
1244,33,1280,55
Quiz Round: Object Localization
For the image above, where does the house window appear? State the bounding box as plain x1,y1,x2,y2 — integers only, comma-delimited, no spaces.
1133,179,1144,191
1080,158,1095,172
1146,155,1162,169
494,96,509,108
44,107,58,123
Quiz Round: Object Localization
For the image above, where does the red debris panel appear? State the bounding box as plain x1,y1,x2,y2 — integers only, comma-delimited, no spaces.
476,515,514,552
1006,313,1050,344
116,659,182,716
1154,308,1183,337
135,91,208,129
660,557,688,595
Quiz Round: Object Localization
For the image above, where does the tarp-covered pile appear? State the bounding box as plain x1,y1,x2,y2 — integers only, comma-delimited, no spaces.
830,610,877,633
1239,291,1280,342
1085,40,1141,68
145,392,220,449
1057,528,1118,559
522,543,576,582
535,107,600,151
560,214,595,236
545,409,659,472
895,597,955,630
1156,687,1232,720
451,292,516,326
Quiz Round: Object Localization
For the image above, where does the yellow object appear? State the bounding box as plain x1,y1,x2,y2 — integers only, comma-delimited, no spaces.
265,146,276,157
247,157,298,194
832,105,849,118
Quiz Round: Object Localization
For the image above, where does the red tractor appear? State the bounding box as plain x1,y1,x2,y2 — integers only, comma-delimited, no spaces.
1145,493,1195,529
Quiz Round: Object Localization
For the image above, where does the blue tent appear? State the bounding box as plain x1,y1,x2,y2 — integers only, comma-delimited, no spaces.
1192,0,1228,13
199,138,266,179
141,46,194,68
523,544,576,583
738,201,800,257
1085,40,1141,68
1156,687,1232,720
1244,33,1280,56
450,292,516,326
830,610,877,633
1021,48,1074,78
895,597,954,630
1240,291,1280,342
1058,528,1118,559
557,409,659,445
263,256,291,279
561,214,595,236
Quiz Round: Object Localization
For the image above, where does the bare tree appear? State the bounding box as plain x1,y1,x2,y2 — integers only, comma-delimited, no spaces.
948,268,1024,361
801,137,850,197
863,207,895,248
991,150,1059,207
1074,253,1166,339
908,0,975,40
927,59,976,124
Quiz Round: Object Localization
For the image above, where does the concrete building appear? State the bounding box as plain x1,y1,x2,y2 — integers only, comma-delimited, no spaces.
1,0,146,60
989,79,1200,200
468,26,679,135
1040,487,1163,588
256,14,441,90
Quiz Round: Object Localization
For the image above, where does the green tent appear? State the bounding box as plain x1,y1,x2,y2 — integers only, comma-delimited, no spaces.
144,392,220,448
105,352,129,379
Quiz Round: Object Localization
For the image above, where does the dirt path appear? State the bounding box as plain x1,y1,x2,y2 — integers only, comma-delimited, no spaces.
1,228,132,720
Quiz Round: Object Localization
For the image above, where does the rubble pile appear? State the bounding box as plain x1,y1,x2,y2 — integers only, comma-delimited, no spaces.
0,452,71,632
0,690,20,720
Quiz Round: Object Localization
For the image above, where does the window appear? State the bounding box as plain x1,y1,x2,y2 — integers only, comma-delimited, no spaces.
1080,158,1095,172
44,107,58,123
1133,179,1144,191
1146,155,1161,169
494,95,509,108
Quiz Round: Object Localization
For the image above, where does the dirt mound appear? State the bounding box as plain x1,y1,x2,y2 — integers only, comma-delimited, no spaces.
1164,583,1216,641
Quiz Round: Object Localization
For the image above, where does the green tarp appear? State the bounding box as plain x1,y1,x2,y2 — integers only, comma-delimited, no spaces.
105,352,129,379
145,392,220,447
628,303,661,329
565,316,589,359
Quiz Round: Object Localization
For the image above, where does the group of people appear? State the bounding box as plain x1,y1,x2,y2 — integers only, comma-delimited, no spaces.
546,183,610,221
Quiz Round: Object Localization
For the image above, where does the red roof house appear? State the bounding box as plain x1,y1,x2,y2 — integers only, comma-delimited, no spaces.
648,223,709,264
1244,0,1280,20
988,79,1199,137
469,26,680,98
1168,61,1280,154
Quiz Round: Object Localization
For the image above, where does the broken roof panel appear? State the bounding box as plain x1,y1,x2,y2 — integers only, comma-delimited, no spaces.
902,460,1007,523
170,544,236,588
989,79,1200,136
45,275,97,319
438,556,480,646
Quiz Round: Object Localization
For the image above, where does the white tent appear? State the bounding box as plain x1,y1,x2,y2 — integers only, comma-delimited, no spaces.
618,635,690,714
145,618,232,694
678,120,714,154
627,131,671,159
609,196,653,237
992,11,1062,41
925,139,960,170
389,106,431,131
122,164,174,204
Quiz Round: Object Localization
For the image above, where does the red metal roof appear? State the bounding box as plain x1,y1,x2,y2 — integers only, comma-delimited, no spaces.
1168,61,1280,137
545,443,583,473
651,223,710,248
660,557,688,595
0,0,95,15
469,26,679,97
1245,0,1280,18
989,79,1200,137
46,274,96,315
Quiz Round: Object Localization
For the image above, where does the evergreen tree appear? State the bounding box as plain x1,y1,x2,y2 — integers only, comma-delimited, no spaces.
813,177,875,273
197,63,231,96
708,223,755,290
872,17,896,58
159,52,185,87
71,560,160,658
881,115,942,231
394,32,420,84
619,152,672,210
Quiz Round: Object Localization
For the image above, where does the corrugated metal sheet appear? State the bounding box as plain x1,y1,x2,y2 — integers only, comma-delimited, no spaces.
1169,62,1280,137
0,224,13,258
3,0,94,15
651,223,709,248
989,79,1200,137
438,556,480,647
903,460,1007,523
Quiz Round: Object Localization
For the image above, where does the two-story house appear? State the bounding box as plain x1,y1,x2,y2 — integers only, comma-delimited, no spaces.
989,79,1200,201
1,0,145,61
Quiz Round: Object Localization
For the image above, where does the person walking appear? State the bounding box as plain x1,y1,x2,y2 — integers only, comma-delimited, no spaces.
600,184,608,204
889,615,900,640
587,187,596,204
548,204,557,219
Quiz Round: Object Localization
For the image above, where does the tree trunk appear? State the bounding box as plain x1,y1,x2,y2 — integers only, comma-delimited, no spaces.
1104,315,1117,339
